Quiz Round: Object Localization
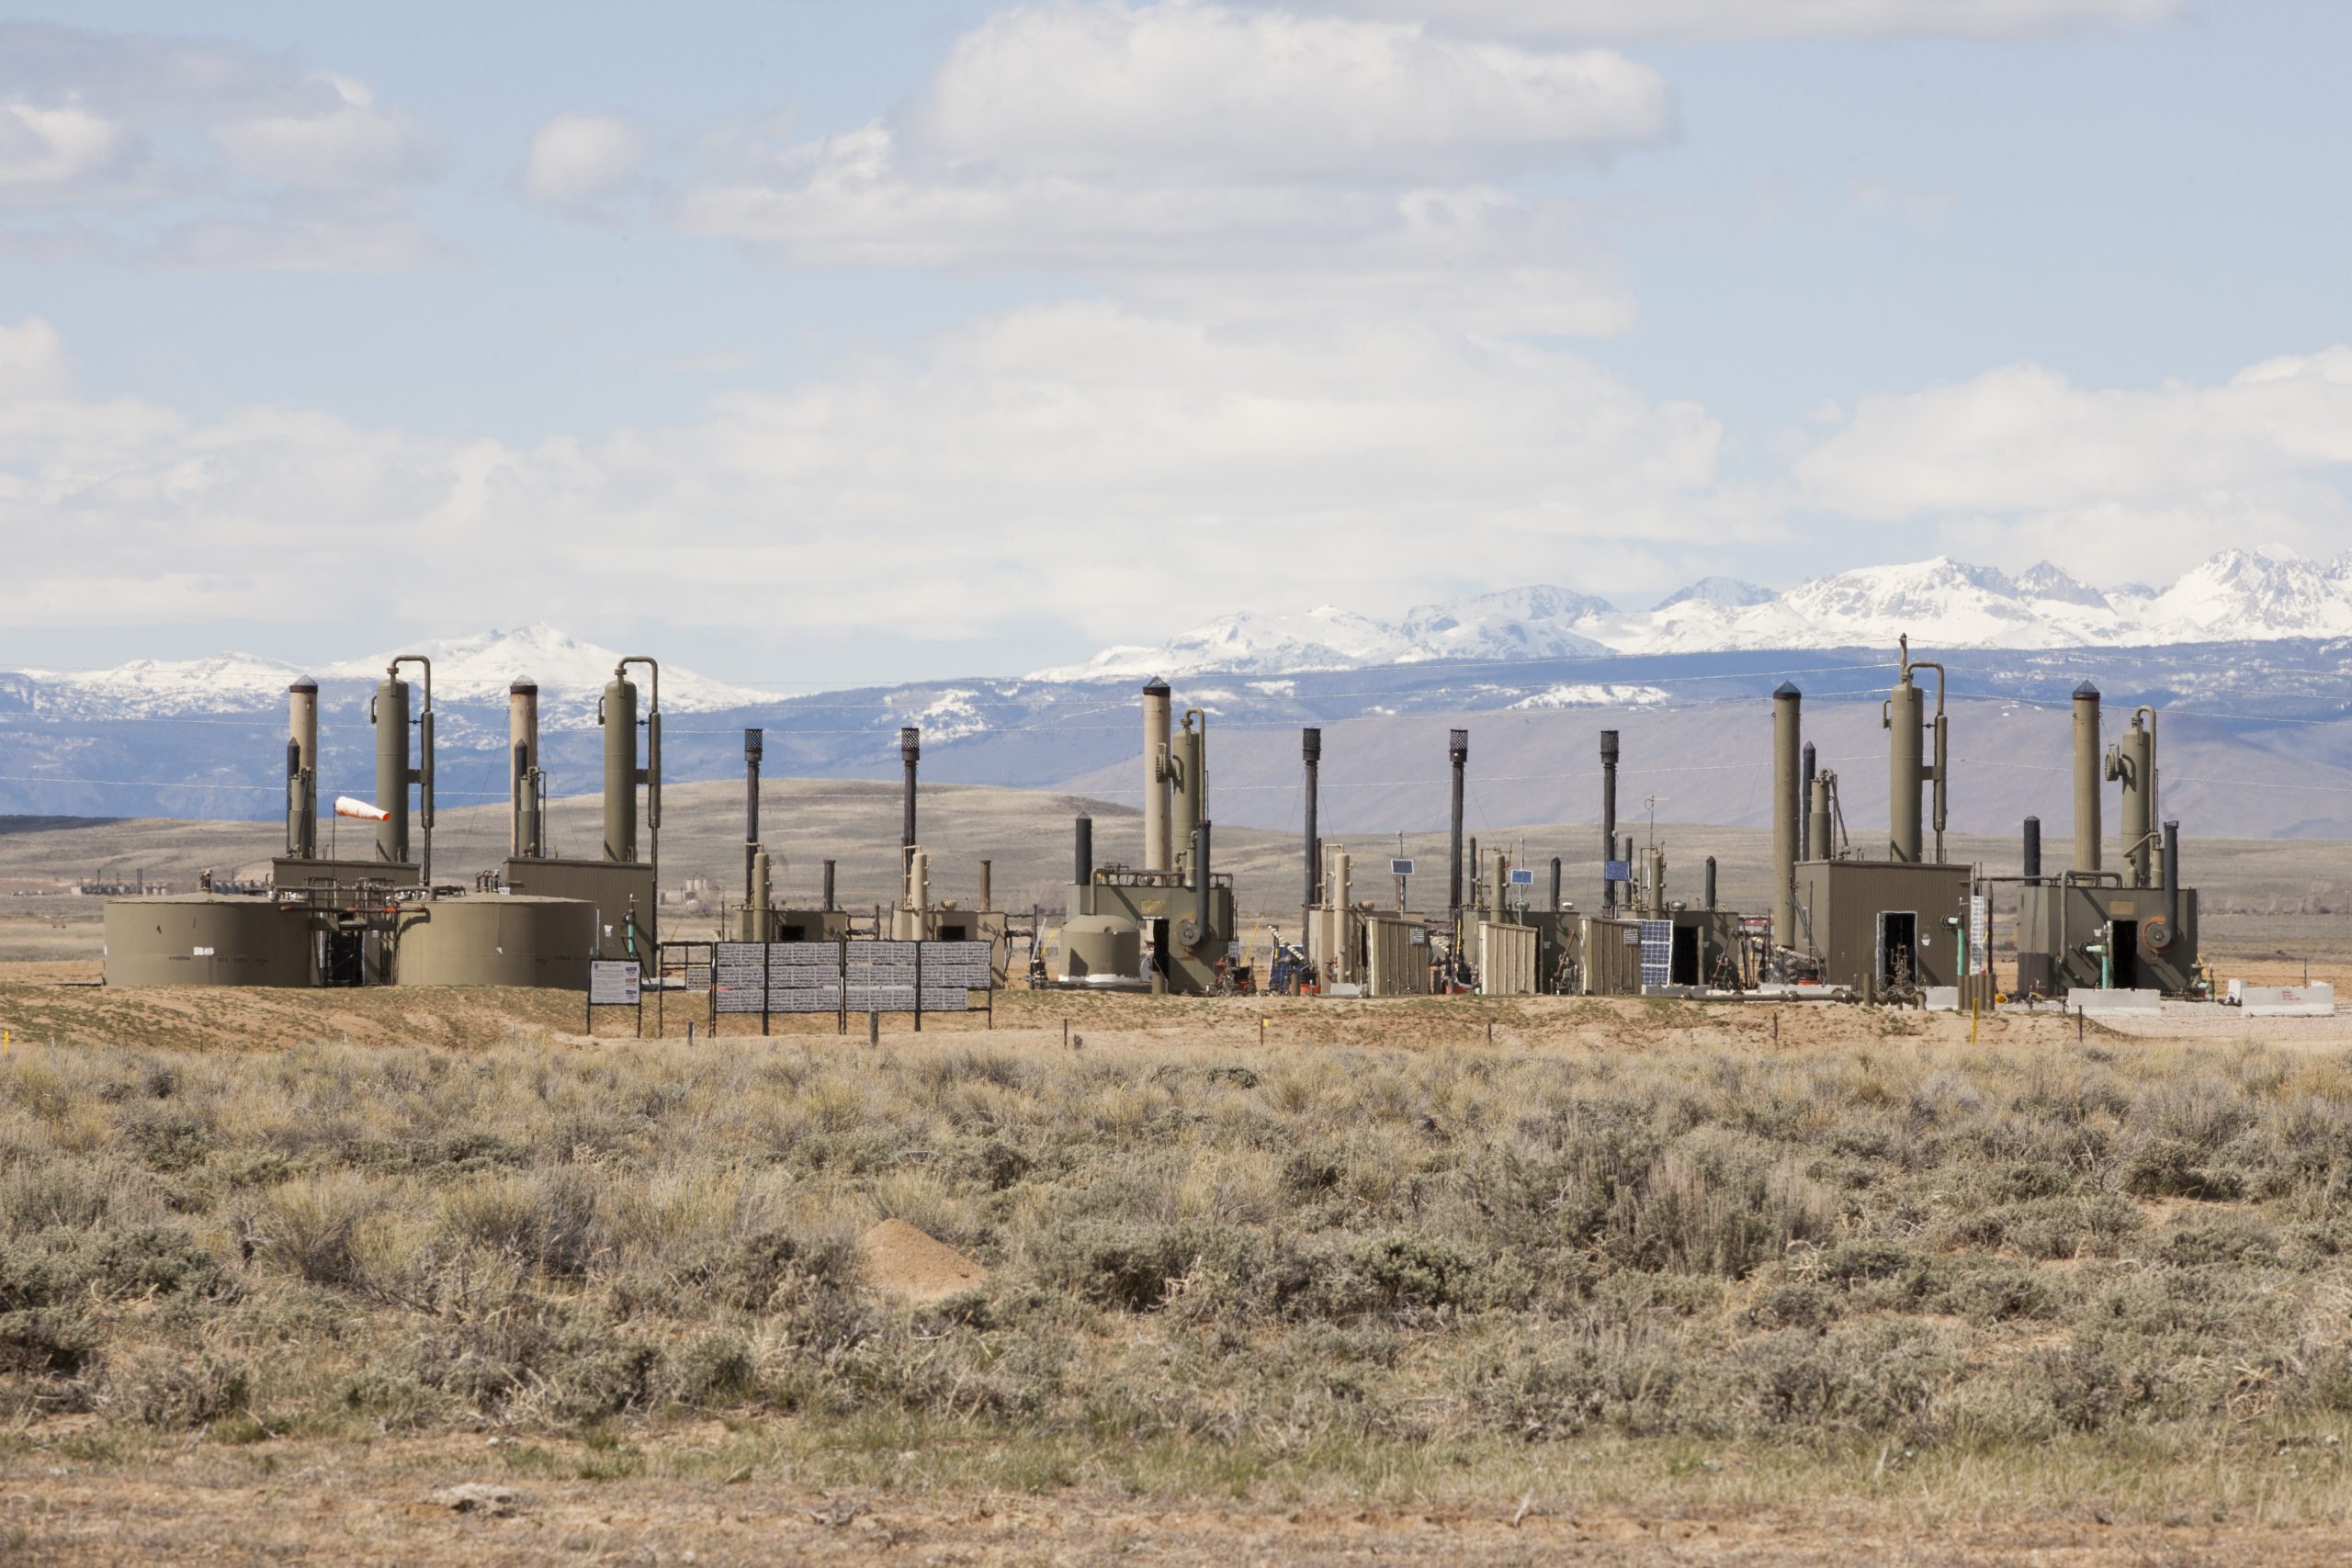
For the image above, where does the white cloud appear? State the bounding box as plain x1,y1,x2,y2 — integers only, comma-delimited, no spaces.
0,22,443,267
674,2,1668,331
0,99,127,197
517,112,647,208
210,73,437,197
1308,0,2180,41
0,308,1736,643
905,3,1669,180
1796,348,2352,578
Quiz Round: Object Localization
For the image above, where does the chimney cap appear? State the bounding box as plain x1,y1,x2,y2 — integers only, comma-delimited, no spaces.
1773,681,1802,697
508,676,537,694
1141,675,1170,695
2074,680,2101,698
288,675,318,694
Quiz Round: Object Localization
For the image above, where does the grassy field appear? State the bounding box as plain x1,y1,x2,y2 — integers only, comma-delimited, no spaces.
7,987,2352,1562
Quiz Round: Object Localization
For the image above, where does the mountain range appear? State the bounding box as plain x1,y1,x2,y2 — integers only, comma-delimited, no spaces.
1035,547,2352,678
9,549,2352,840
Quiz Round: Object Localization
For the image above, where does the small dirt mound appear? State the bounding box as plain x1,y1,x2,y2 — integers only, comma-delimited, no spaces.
860,1218,986,1303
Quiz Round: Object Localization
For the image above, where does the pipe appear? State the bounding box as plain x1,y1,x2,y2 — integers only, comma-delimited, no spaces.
1193,819,1213,941
1807,771,1833,866
1800,741,1816,862
1469,836,1479,911
1770,682,1801,949
2022,816,2041,883
290,677,322,860
1600,729,1619,912
1301,727,1321,933
979,859,992,912
1074,816,1093,888
1704,855,1718,910
508,679,539,860
743,728,763,907
1142,678,1173,874
2072,682,2102,875
822,858,836,912
1549,856,1562,914
2162,818,2181,944
1448,728,1469,918
751,848,772,941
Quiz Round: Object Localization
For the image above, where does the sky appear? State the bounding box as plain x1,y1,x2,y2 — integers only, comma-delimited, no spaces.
2,0,2348,688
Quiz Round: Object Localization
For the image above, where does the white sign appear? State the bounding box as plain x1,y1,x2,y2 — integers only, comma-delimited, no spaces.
1967,895,1988,976
590,960,641,1006
1390,858,1414,876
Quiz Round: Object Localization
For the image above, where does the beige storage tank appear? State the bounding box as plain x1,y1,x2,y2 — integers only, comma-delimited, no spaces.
1061,913,1143,981
105,897,317,987
394,896,597,989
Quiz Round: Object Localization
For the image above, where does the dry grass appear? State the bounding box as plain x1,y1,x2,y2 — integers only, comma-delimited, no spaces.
5,990,2352,1550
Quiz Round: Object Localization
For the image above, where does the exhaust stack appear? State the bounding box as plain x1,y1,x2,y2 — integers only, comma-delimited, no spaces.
510,679,541,859
2161,819,2181,945
1193,820,1213,938
1142,678,1173,873
1770,683,1801,949
742,728,763,907
1448,729,1469,918
1600,729,1620,912
1074,815,1093,887
1301,727,1321,931
2072,682,2102,874
287,677,318,859
2022,816,2042,883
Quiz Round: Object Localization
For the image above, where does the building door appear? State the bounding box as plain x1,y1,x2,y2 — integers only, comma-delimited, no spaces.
1876,911,1918,991
2110,919,2141,989
322,930,363,987
1670,925,1701,986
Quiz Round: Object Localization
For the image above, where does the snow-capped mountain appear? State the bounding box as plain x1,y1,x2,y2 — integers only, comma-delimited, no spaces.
321,625,767,712
16,626,764,722
1034,548,2352,679
1398,586,1613,663
1034,605,1420,682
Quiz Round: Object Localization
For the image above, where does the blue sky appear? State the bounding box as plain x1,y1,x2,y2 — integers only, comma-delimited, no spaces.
3,0,2346,684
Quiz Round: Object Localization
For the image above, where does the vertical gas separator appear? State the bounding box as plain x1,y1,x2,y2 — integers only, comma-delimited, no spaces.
287,677,318,859
1770,683,1801,952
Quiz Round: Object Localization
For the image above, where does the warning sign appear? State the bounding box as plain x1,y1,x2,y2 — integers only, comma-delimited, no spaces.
590,960,640,1006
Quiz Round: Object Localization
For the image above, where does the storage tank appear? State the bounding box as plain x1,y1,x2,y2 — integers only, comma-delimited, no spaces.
394,896,597,988
105,897,316,987
1061,914,1143,982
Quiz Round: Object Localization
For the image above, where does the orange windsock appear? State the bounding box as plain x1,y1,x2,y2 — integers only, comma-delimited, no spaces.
334,795,392,822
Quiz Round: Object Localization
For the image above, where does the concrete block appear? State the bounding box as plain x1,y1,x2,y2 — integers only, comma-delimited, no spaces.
1924,987,1960,1012
2068,987,2163,1013
2240,983,2335,1018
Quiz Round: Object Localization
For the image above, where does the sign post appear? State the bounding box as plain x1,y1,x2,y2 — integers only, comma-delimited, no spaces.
588,960,642,1038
